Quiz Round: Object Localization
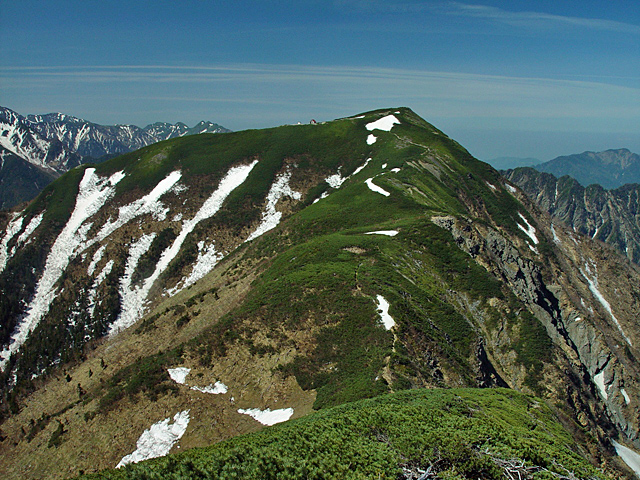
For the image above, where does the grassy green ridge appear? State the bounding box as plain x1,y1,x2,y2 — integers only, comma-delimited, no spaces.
78,388,606,480
92,107,555,413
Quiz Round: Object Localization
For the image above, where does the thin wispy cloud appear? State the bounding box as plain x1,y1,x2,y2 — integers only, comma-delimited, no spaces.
2,64,638,121
447,2,640,35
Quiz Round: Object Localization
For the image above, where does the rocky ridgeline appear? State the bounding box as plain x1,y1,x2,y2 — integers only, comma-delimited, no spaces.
0,106,230,208
505,167,640,265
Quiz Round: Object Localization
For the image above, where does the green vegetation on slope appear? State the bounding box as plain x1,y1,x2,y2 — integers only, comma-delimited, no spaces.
78,388,606,480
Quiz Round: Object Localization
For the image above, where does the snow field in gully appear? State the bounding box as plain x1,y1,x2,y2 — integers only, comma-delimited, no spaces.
0,168,124,371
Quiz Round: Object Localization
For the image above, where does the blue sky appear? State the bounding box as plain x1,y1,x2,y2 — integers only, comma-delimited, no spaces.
1,0,638,160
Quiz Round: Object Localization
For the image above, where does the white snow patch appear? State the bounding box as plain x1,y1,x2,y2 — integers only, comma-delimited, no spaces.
172,240,224,294
15,213,43,248
365,178,390,197
110,161,258,335
550,224,561,244
167,367,191,385
326,170,347,189
365,230,398,237
191,381,228,394
375,295,396,330
0,213,24,274
593,370,609,400
391,167,401,173
116,410,190,468
581,264,632,346
505,183,517,194
246,169,301,242
366,134,377,145
237,407,294,426
486,182,497,190
517,213,539,244
95,170,182,244
621,388,631,405
87,259,114,318
352,158,371,177
612,440,640,478
112,233,156,333
0,168,124,371
366,115,400,132
382,163,387,169
87,244,107,276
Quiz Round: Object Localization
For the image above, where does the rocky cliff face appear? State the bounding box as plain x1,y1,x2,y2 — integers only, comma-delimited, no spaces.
0,108,638,478
505,167,640,265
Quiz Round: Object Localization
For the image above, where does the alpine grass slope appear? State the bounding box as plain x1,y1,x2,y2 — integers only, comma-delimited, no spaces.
0,108,639,479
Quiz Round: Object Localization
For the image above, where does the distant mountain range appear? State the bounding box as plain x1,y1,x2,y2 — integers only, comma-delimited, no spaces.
485,156,541,170
489,149,640,190
533,149,640,189
0,106,230,209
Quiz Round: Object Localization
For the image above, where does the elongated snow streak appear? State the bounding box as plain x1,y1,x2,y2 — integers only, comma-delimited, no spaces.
375,295,396,330
621,388,631,405
517,213,539,244
0,168,124,371
365,230,398,236
167,367,191,385
246,170,301,242
505,183,517,194
87,259,114,318
116,410,190,468
191,381,228,394
94,170,182,244
110,233,156,335
110,161,258,335
366,115,400,132
367,134,377,145
612,440,640,478
352,158,371,177
550,224,561,244
581,265,632,346
87,244,106,276
366,178,390,197
0,213,23,274
15,213,43,249
171,241,224,294
237,407,294,426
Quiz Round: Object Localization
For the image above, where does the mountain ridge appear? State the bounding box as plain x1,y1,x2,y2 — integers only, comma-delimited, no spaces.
0,106,230,208
533,148,640,189
0,108,638,478
504,167,640,266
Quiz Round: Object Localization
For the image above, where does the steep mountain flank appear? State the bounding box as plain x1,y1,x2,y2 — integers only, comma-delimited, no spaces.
0,106,230,208
505,167,640,265
0,148,58,209
0,109,638,479
534,149,640,190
